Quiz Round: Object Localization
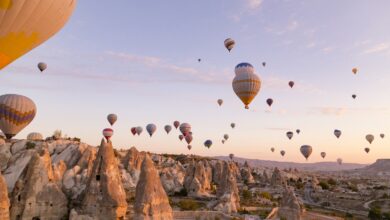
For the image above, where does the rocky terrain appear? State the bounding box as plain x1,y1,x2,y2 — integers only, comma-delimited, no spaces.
0,138,386,220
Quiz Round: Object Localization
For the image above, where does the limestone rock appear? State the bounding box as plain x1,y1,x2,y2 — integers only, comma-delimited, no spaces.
184,160,212,197
0,143,11,171
134,154,173,220
160,162,185,195
0,172,9,220
9,149,68,220
271,167,285,186
212,160,223,185
121,147,146,187
79,139,127,220
241,161,255,184
278,186,304,220
213,161,240,213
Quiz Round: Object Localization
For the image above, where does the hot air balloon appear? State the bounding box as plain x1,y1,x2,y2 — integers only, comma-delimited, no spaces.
179,134,184,141
231,123,236,129
164,125,172,134
337,158,343,165
266,98,273,107
262,62,266,67
131,127,137,136
296,129,301,134
288,81,294,88
27,132,43,141
234,62,254,76
0,0,77,70
185,134,193,144
146,124,157,137
102,128,113,141
366,134,374,144
198,58,201,62
224,38,235,52
204,140,212,148
300,145,313,160
334,129,341,138
271,147,275,152
180,123,191,136
217,99,223,106
187,145,192,150
107,114,117,126
136,126,143,136
229,153,234,160
222,139,225,144
37,62,47,72
352,68,358,74
286,131,293,140
0,94,36,139
223,134,229,141
280,150,286,157
320,152,326,159
364,147,370,153
173,121,180,129
352,94,356,99
232,63,261,109
380,133,385,139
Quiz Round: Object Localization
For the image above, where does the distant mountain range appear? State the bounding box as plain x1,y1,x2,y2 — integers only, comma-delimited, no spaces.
355,159,390,174
214,156,368,171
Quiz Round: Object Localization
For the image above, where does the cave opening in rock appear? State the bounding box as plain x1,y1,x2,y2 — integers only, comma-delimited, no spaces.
96,174,100,181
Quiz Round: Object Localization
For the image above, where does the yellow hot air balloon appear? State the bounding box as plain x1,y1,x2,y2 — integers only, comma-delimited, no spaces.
0,94,37,139
0,0,77,70
232,63,261,109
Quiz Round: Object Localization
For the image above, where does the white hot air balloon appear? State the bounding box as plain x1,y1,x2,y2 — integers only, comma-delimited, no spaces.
136,126,143,136
232,63,261,109
102,128,113,141
27,132,43,141
0,0,77,70
224,38,235,52
0,94,37,139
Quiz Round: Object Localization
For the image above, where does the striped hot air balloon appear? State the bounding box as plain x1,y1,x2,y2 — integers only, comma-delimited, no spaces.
232,63,261,109
0,0,77,70
0,94,36,139
102,128,113,141
224,38,235,52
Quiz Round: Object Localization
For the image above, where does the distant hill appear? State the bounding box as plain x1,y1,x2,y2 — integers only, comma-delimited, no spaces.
355,159,390,174
214,156,367,171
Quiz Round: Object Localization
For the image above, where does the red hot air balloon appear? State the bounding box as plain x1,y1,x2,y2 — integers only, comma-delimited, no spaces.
131,127,137,136
103,128,113,141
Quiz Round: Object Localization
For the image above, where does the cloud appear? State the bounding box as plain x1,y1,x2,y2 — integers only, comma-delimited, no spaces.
265,20,299,36
362,42,390,54
246,0,263,10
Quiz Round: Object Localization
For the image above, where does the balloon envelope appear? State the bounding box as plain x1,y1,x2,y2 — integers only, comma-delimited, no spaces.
173,121,180,129
337,158,343,165
271,147,275,152
0,0,77,70
224,38,235,52
102,128,113,141
286,131,293,140
288,81,294,88
334,129,342,138
280,150,286,156
231,123,235,129
229,153,234,160
364,147,370,153
352,68,358,74
107,114,117,126
204,140,212,148
146,124,157,137
223,134,229,140
185,134,193,144
320,152,326,159
180,123,191,136
266,98,273,107
187,145,192,150
164,125,172,134
131,127,137,136
296,129,301,134
0,94,37,139
380,133,385,139
37,62,47,72
217,99,223,106
300,145,313,160
366,134,374,144
136,127,143,136
179,134,184,141
232,64,261,109
235,62,254,76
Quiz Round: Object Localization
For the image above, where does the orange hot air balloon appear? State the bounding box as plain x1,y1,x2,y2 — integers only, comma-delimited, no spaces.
0,0,77,70
352,68,358,74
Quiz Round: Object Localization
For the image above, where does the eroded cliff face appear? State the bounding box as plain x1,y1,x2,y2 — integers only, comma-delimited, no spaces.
0,171,9,220
278,186,304,220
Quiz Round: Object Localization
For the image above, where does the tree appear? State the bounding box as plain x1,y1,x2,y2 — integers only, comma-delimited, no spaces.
368,206,382,220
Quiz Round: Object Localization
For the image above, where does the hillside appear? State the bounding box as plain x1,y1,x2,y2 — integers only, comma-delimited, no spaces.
215,156,367,171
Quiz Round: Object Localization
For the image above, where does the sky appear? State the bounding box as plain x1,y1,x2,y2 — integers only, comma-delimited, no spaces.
2,0,390,163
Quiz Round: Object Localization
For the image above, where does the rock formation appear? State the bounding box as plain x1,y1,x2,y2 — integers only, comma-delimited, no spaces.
271,167,285,186
160,161,186,195
212,160,224,185
278,186,304,220
134,154,173,220
213,161,240,213
78,139,127,220
0,171,9,220
10,149,68,220
121,146,146,187
184,159,213,197
262,170,269,184
241,161,255,184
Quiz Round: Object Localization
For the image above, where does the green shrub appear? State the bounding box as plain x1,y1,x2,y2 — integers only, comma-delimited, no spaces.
72,137,81,142
174,188,188,197
178,199,200,211
25,142,36,150
260,192,272,200
319,181,330,190
242,189,252,201
368,206,382,220
328,178,337,185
